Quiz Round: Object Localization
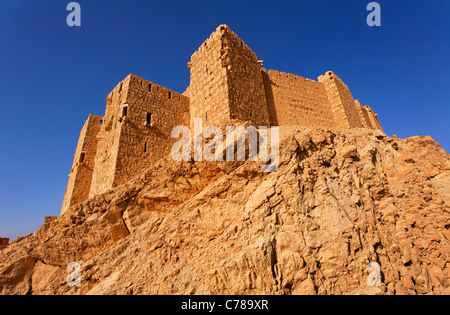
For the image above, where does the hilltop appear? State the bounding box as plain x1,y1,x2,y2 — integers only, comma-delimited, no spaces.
1,127,448,295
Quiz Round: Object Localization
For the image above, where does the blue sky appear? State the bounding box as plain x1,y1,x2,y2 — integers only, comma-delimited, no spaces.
0,1,449,240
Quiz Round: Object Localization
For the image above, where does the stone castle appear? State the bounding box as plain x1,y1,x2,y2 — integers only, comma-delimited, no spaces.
61,24,383,215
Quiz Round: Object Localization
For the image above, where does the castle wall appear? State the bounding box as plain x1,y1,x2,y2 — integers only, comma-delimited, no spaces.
89,77,130,198
318,71,364,129
262,69,335,128
89,74,190,197
61,114,103,215
112,75,190,187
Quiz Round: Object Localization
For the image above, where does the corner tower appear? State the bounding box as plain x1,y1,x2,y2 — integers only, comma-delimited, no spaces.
89,74,190,198
188,25,269,128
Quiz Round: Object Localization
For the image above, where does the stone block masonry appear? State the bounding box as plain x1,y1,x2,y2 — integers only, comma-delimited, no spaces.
112,75,190,189
61,74,189,215
263,69,335,128
319,71,363,129
61,24,384,214
189,25,269,130
62,114,103,214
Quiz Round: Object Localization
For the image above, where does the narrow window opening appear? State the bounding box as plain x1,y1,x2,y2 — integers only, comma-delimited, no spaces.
99,120,103,125
146,113,152,125
205,111,208,121
122,106,128,117
148,84,152,92
119,83,123,92
168,91,172,99
79,152,85,164
144,142,147,153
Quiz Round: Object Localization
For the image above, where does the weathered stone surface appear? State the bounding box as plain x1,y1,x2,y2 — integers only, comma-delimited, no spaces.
0,238,8,252
0,255,35,295
1,127,448,295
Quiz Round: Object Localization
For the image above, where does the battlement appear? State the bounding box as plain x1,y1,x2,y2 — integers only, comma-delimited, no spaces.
61,25,384,215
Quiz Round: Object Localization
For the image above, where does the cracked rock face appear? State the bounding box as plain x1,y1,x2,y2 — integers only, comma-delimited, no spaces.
1,127,449,295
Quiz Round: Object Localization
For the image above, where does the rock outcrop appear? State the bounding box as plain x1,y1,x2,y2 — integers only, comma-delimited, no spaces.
0,127,449,295
0,239,8,252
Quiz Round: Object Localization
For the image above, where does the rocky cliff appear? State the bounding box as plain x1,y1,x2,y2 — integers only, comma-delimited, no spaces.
1,127,449,295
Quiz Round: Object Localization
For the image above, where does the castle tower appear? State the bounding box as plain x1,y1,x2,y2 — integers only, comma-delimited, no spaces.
61,114,103,215
188,25,270,129
89,74,190,198
62,73,190,215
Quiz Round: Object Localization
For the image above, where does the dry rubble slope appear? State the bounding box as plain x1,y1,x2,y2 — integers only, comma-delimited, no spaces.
0,126,449,295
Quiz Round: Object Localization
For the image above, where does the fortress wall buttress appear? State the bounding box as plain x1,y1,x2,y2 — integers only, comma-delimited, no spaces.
318,71,364,130
112,74,190,187
354,99,374,129
365,105,384,132
89,76,131,198
262,69,335,128
61,114,103,215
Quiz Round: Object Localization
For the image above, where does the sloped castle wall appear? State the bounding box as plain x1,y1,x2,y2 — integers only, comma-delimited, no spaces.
61,114,103,215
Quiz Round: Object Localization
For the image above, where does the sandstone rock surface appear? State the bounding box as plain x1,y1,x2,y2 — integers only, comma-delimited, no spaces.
0,238,8,252
1,127,449,295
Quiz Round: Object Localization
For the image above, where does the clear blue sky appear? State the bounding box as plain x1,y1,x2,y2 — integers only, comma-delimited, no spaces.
0,1,449,240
